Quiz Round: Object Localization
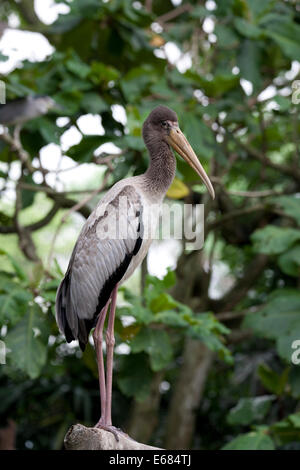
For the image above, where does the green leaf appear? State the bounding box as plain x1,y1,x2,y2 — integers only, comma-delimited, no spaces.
222,430,275,450
90,61,120,85
149,292,178,313
186,313,232,364
182,116,215,160
0,250,27,281
66,56,91,79
273,196,300,225
247,0,275,20
234,18,263,39
271,412,300,445
154,310,188,328
117,353,152,402
81,93,108,114
289,368,300,399
66,135,112,162
186,72,240,98
238,40,262,91
0,211,13,226
130,328,173,371
278,245,300,277
263,18,300,61
0,272,32,325
214,24,239,48
251,225,300,255
144,269,176,306
272,95,291,112
243,289,300,361
277,332,300,363
60,74,92,92
227,396,274,426
50,14,82,34
5,304,47,379
118,305,154,325
53,91,81,115
161,269,176,289
26,117,60,145
121,66,155,102
258,363,289,395
118,287,154,325
41,279,60,308
20,174,37,210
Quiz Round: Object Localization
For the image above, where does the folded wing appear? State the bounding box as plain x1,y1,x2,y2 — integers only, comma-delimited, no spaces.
55,184,143,350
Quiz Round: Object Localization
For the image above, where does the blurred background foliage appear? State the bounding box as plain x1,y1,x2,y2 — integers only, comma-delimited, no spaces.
0,0,300,450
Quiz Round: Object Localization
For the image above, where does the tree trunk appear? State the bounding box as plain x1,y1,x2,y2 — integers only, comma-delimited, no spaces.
127,371,164,443
164,340,214,449
0,419,16,450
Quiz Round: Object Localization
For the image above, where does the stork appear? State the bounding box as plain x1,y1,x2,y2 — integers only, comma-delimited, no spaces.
56,105,215,437
0,96,56,127
0,95,56,145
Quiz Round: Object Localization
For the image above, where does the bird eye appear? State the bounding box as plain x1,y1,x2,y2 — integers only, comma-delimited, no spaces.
161,121,168,128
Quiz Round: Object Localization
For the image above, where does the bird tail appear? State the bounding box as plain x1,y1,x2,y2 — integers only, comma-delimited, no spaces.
56,271,97,352
55,270,75,343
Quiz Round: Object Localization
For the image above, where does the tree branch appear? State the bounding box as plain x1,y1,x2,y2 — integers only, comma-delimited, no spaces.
49,192,92,219
7,0,47,33
216,306,261,322
156,3,192,24
17,182,107,196
211,254,269,312
236,139,300,183
0,198,83,234
64,424,161,450
0,129,35,174
221,188,294,198
207,204,266,233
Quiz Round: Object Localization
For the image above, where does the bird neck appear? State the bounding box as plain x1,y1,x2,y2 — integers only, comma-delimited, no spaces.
143,140,176,198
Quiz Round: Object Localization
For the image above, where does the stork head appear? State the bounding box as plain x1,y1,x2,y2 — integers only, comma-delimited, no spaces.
143,105,215,199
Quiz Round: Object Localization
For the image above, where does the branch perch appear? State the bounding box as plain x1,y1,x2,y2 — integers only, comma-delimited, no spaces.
64,424,161,450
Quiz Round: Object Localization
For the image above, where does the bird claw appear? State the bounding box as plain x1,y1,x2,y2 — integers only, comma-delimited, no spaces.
94,422,120,442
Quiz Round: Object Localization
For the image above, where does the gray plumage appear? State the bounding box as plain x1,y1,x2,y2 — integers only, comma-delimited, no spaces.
56,106,178,350
55,105,215,433
56,105,214,351
0,95,55,126
56,182,146,349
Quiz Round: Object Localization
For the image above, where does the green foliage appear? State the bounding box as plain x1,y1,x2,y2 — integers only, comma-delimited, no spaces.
118,270,232,382
5,304,47,379
0,272,32,325
0,0,300,451
222,429,275,450
243,289,300,362
273,196,300,226
278,245,300,277
117,353,153,402
252,226,300,255
258,363,289,396
271,412,300,445
227,396,275,426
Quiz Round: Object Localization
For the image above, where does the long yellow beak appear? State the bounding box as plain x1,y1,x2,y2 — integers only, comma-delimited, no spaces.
166,126,215,199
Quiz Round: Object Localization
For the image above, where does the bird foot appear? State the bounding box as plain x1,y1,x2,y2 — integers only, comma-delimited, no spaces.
94,422,120,442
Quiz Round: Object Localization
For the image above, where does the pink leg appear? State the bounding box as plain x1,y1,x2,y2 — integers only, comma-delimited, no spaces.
92,300,110,426
105,284,118,427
